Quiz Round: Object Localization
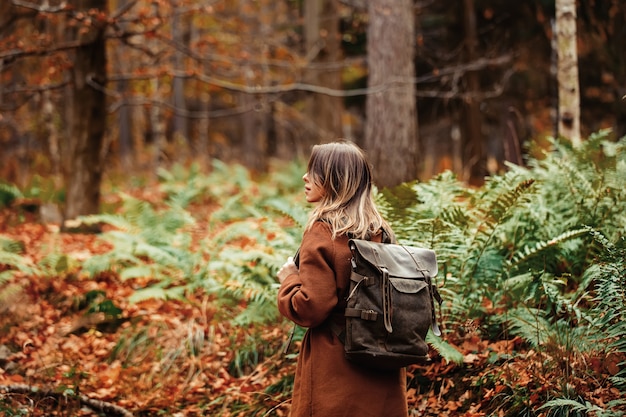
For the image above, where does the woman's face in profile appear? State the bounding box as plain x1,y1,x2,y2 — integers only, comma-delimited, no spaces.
302,172,325,203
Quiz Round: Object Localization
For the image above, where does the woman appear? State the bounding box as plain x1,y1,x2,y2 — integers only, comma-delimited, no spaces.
277,141,408,417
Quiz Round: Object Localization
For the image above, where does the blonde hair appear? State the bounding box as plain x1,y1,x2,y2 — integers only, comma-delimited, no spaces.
304,140,394,240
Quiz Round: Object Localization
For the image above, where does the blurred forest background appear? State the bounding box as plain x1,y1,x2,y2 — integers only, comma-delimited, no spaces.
1,0,625,219
1,1,626,416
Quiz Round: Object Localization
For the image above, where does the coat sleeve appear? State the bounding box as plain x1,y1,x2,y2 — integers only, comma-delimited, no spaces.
277,222,338,328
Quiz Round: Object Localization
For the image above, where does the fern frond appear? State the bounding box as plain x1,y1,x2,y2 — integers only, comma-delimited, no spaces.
0,282,23,309
554,157,599,202
38,253,73,277
612,376,626,391
503,272,535,294
538,398,605,415
0,235,25,253
479,178,536,225
79,213,140,233
0,251,29,270
378,182,421,226
82,251,142,277
585,232,626,397
0,235,37,277
157,163,205,209
0,182,23,208
263,198,308,230
128,285,186,304
134,242,183,269
426,331,464,364
440,205,471,229
509,228,589,267
495,307,551,347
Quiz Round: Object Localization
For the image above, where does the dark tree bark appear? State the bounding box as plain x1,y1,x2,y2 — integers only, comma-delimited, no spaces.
462,0,485,184
172,3,188,142
364,0,418,188
61,0,108,222
114,0,133,172
239,0,271,172
304,0,343,142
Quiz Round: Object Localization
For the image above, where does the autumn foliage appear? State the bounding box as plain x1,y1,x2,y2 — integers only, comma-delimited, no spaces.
1,133,626,416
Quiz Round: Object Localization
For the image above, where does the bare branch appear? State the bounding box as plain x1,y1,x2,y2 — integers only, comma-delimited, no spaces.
337,0,367,10
0,384,133,417
85,73,263,118
110,0,139,20
0,77,71,111
1,79,70,95
0,40,84,60
101,53,512,99
11,0,68,13
416,68,515,100
0,93,35,112
416,54,513,83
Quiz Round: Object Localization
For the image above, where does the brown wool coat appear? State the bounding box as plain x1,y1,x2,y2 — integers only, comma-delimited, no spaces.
278,221,408,417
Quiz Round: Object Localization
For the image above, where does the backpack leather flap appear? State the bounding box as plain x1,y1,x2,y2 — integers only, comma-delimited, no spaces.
388,277,429,293
348,239,438,280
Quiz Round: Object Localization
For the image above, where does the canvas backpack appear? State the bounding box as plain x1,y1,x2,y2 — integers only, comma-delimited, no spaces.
283,234,442,370
337,236,442,370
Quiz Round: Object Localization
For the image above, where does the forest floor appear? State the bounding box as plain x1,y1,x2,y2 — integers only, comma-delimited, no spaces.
0,201,623,417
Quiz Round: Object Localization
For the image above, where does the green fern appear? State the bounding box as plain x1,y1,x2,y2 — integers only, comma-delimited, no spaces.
426,331,464,364
509,228,589,268
496,306,552,348
0,235,36,313
156,163,205,209
467,176,536,243
586,231,626,392
78,194,204,299
0,235,38,281
263,197,308,231
0,182,23,208
78,162,304,323
538,398,620,417
204,218,298,325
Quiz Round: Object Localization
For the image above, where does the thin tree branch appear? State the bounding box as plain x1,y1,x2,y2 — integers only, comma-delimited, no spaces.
85,73,272,118
11,0,68,13
1,51,512,115
101,54,512,98
0,384,133,417
0,40,84,60
416,67,515,100
83,61,514,121
110,0,140,20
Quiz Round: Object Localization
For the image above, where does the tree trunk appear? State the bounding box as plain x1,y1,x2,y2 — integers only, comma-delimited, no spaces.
239,0,270,172
304,0,343,142
150,78,167,173
116,0,133,172
555,0,581,146
61,0,108,223
462,0,484,184
188,16,211,169
172,3,188,143
148,2,166,176
364,0,417,188
42,90,61,182
117,79,133,171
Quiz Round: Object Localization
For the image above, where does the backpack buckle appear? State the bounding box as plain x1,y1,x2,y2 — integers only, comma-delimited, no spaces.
361,310,378,321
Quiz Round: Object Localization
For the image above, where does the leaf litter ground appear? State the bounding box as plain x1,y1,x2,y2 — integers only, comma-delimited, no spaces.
0,203,623,416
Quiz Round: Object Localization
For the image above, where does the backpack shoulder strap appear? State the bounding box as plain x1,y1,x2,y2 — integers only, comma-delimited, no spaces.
293,247,300,268
381,228,394,244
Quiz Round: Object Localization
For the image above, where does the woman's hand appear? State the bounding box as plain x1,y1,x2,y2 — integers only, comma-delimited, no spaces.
277,256,298,284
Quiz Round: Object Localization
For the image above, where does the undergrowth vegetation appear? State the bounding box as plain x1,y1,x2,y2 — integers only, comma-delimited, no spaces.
380,131,626,416
0,131,624,416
